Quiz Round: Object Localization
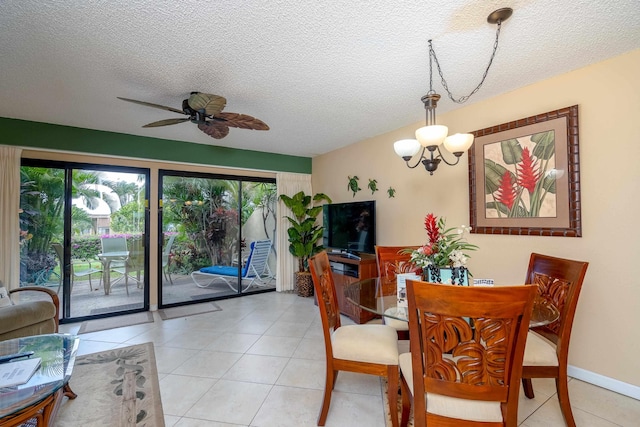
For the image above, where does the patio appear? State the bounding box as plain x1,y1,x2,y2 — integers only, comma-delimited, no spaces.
26,272,276,320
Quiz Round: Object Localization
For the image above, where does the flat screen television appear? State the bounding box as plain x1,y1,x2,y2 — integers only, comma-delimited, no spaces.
322,200,376,256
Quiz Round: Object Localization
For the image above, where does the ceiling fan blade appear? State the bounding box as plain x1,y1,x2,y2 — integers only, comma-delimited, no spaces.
214,112,269,131
142,118,190,127
198,122,230,139
117,97,186,115
188,92,226,116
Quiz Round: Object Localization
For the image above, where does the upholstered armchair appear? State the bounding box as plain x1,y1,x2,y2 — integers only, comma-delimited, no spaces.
0,286,59,341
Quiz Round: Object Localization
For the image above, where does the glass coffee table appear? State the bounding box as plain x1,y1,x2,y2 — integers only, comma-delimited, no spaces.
0,334,80,426
345,277,560,327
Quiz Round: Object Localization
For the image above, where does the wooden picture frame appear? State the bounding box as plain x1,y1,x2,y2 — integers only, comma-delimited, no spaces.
468,105,581,237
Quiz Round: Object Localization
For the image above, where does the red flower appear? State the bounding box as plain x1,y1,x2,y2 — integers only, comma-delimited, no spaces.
495,171,516,210
418,244,435,256
516,147,540,193
424,214,441,245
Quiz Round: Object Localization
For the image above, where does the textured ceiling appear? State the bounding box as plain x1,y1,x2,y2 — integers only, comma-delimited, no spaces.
0,1,638,158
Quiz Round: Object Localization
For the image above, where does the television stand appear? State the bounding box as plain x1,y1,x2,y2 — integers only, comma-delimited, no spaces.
327,253,377,324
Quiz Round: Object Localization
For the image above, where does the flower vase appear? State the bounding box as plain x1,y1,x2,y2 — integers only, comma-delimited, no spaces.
424,265,469,286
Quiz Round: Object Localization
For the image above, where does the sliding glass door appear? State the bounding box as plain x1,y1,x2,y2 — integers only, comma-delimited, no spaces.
159,171,276,307
19,161,149,322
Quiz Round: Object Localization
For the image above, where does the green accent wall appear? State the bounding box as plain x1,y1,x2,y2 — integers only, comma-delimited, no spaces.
0,117,311,173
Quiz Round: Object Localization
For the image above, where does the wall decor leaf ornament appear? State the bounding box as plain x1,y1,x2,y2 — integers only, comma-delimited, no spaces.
484,130,557,218
387,187,396,198
367,178,378,194
347,176,361,197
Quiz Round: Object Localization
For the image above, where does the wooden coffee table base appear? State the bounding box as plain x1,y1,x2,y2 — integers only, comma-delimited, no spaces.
0,383,77,427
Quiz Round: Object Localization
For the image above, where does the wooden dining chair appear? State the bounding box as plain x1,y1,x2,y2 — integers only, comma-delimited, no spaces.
375,246,419,296
309,251,400,427
375,245,419,340
400,280,536,427
521,253,589,427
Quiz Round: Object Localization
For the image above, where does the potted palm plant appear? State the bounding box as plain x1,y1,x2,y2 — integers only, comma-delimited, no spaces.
279,191,332,296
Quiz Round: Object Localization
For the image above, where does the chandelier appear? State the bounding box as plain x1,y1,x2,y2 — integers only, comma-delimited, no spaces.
394,8,513,175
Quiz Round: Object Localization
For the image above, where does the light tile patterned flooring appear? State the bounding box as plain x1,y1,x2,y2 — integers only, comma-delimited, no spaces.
59,292,640,426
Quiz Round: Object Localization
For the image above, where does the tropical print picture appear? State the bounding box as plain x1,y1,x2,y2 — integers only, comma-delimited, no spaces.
483,130,558,218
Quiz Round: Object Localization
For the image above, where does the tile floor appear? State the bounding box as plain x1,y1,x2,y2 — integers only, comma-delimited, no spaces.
60,292,640,426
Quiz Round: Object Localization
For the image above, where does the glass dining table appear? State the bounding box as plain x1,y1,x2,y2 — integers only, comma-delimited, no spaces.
344,277,560,327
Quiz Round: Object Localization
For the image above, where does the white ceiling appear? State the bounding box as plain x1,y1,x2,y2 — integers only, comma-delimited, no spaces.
1,1,638,158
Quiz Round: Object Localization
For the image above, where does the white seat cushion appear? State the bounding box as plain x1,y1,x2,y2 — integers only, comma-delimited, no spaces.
523,331,559,366
383,308,409,331
399,353,504,423
332,324,398,365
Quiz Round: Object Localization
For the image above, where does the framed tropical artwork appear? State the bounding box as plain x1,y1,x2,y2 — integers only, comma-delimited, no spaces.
468,105,582,237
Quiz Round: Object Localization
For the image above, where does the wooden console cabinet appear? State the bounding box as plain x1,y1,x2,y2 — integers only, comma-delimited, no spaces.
327,252,378,324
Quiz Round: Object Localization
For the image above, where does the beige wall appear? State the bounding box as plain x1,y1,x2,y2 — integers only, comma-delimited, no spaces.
312,49,640,388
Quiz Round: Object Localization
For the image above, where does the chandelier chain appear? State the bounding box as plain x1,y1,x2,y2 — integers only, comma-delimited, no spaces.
429,20,503,104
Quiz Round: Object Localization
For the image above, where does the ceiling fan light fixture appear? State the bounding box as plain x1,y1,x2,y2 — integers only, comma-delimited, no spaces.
118,91,268,140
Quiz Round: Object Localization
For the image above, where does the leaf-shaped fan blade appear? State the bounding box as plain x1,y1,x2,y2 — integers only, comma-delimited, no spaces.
198,122,230,139
142,118,190,127
188,93,226,116
117,97,186,115
214,112,269,130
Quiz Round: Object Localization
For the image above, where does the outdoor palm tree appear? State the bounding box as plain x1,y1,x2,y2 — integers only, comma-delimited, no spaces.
162,176,239,266
20,167,100,283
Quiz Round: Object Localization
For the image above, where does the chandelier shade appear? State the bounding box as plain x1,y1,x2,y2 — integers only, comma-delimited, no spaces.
443,133,475,154
393,139,422,159
415,125,448,147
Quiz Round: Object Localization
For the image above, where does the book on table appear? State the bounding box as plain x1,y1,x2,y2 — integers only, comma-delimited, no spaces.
396,273,420,316
0,357,42,389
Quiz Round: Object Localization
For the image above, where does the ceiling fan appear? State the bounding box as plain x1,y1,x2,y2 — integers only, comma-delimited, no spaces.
117,92,269,139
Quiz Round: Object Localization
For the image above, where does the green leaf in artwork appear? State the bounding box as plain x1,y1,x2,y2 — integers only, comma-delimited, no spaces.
485,201,509,215
483,159,512,194
540,173,557,194
500,139,523,165
531,131,555,159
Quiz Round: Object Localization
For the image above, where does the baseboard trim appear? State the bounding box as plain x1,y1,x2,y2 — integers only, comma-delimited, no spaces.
568,365,640,400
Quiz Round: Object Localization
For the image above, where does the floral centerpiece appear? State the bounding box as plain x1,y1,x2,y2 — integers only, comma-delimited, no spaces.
403,213,478,285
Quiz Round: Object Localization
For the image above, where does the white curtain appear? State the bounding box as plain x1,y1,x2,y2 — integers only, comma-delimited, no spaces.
276,172,312,292
0,145,23,289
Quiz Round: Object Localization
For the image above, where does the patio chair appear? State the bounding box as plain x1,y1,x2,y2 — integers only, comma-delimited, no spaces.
51,243,103,293
111,238,145,295
162,234,177,285
100,236,129,271
191,239,274,292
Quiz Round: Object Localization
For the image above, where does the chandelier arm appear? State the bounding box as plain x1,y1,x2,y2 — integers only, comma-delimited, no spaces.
435,146,462,166
429,19,503,104
403,147,429,169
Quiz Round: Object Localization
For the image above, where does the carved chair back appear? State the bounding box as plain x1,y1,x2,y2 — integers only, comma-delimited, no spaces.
525,253,589,350
375,245,419,296
406,280,536,426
